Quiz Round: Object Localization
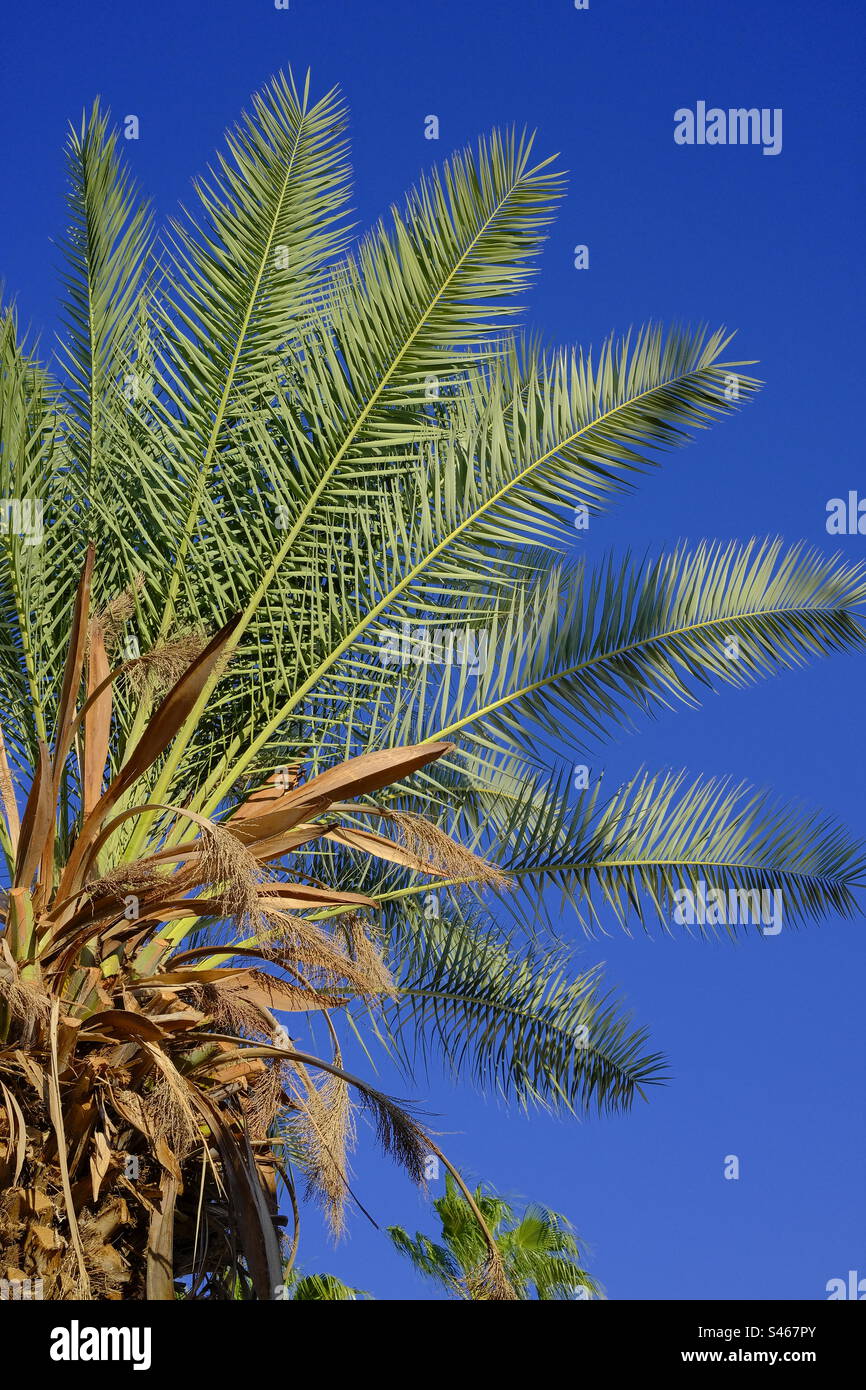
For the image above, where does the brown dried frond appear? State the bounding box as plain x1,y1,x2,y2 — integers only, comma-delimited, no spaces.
383,809,511,891
230,761,304,810
289,1056,354,1239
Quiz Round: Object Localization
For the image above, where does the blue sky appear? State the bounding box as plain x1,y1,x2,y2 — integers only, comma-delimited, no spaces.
2,0,864,1299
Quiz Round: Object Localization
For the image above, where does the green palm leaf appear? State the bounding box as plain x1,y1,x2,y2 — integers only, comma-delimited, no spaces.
428,539,866,752
379,901,666,1114
487,766,866,934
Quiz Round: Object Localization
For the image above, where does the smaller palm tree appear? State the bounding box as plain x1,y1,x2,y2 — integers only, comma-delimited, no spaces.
279,1270,370,1300
388,1175,601,1300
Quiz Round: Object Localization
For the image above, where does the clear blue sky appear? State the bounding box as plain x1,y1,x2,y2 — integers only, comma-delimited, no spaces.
2,0,864,1299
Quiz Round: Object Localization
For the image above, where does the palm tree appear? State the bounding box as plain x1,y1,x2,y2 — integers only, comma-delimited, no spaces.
278,1271,370,1301
1,70,864,1296
389,1174,601,1300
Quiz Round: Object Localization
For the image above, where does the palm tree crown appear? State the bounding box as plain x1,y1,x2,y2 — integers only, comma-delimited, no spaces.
1,69,864,1297
389,1174,601,1300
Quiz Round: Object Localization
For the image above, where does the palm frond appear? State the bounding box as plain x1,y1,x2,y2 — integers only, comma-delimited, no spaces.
380,901,666,1114
489,766,866,935
59,99,153,486
428,539,866,753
